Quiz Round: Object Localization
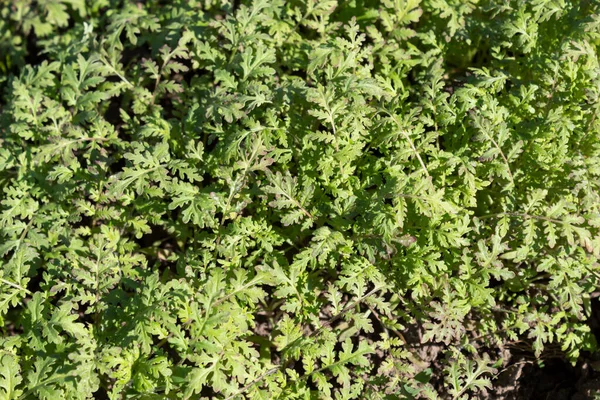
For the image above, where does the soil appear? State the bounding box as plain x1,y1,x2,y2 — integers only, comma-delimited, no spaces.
493,358,600,400
489,297,600,399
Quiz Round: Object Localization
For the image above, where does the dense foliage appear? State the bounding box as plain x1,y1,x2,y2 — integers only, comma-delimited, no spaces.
1,0,600,398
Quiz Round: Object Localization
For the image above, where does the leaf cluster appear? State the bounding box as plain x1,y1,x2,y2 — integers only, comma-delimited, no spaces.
1,0,600,399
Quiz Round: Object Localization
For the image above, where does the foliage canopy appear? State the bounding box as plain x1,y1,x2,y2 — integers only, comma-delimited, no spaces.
1,0,600,399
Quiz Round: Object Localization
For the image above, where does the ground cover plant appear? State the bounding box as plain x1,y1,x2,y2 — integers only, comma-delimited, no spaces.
1,0,600,398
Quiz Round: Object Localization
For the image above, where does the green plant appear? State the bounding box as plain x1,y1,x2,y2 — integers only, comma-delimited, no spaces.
1,0,599,399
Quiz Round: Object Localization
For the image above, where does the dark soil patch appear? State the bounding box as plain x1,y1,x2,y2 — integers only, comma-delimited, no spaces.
490,297,600,399
493,358,600,400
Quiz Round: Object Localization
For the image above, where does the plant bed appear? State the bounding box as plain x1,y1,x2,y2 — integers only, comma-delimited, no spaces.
1,1,600,399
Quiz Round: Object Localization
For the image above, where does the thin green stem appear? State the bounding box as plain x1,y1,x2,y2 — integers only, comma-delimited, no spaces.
0,278,31,295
